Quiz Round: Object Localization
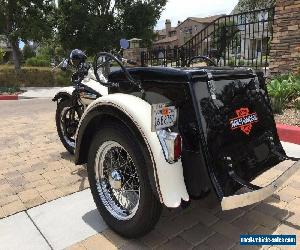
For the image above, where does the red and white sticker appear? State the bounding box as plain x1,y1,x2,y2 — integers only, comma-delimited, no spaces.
229,108,258,135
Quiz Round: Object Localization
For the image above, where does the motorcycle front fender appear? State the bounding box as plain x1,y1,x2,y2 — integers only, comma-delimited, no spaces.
52,86,75,102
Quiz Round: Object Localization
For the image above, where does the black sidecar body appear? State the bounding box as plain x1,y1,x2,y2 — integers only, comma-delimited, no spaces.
107,66,299,209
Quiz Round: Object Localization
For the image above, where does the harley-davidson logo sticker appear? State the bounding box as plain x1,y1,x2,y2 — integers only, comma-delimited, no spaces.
229,108,258,135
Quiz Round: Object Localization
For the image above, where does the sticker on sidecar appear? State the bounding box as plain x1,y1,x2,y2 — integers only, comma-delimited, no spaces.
151,104,177,131
230,107,258,135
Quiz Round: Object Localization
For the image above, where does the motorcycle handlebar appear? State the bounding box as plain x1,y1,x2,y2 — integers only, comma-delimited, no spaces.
94,52,138,88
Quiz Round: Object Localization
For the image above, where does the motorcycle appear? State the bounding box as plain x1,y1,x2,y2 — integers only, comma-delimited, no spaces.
53,43,300,238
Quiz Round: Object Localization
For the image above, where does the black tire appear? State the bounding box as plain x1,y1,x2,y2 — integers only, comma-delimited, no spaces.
55,98,81,154
87,122,162,238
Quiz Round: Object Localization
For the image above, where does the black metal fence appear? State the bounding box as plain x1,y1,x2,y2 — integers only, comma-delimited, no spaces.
141,8,274,69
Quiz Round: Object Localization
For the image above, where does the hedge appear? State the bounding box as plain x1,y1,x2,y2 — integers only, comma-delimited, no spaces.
0,66,72,87
25,57,50,67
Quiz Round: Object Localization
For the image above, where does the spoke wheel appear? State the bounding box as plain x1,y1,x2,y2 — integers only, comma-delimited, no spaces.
87,122,162,238
56,98,82,154
95,141,140,220
60,106,80,148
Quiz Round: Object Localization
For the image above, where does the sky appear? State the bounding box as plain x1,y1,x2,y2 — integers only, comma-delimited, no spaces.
155,0,239,30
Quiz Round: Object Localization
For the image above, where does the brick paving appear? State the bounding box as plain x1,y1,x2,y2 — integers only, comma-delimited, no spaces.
1,99,300,249
0,100,89,218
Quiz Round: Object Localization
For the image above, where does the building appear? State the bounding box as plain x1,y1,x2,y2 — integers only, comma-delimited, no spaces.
153,19,178,49
230,7,271,60
176,15,224,45
153,15,224,49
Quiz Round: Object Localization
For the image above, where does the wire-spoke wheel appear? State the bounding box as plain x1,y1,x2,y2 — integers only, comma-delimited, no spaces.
87,122,162,238
95,141,140,220
56,98,82,154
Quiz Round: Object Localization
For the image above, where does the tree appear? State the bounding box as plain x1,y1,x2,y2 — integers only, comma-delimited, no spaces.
57,0,167,54
0,0,55,70
22,44,36,61
236,0,275,12
117,0,167,47
212,21,240,61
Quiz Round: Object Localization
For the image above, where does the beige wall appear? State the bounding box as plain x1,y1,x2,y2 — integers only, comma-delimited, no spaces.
176,19,206,46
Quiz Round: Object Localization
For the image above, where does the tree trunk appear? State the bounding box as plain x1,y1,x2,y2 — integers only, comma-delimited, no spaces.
10,39,21,71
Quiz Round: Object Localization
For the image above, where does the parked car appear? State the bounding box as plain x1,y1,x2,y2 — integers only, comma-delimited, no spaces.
54,44,300,238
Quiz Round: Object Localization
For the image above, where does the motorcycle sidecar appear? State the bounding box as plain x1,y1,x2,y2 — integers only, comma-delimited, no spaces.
74,65,300,237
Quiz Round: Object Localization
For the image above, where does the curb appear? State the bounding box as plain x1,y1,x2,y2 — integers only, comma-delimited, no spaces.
0,95,19,100
0,95,37,100
277,124,300,145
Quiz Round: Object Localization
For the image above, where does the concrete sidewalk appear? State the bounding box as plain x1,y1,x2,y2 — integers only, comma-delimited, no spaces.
0,189,107,250
19,87,65,99
0,142,299,250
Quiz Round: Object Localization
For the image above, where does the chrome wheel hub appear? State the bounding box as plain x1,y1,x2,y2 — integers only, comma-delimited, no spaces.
94,141,140,220
109,170,123,190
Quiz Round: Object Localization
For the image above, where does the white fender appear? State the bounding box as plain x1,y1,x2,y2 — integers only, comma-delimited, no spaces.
54,86,74,97
79,93,189,208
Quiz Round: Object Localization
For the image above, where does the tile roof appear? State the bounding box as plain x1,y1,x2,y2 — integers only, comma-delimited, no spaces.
178,14,225,27
156,27,176,36
153,36,178,44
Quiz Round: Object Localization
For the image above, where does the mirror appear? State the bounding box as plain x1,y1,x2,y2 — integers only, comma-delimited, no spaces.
120,39,129,49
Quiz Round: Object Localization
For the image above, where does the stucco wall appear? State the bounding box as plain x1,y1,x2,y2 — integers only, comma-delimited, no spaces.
176,19,206,46
270,0,300,74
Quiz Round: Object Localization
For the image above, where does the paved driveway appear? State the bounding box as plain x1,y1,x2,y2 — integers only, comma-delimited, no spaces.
0,99,300,250
0,99,89,218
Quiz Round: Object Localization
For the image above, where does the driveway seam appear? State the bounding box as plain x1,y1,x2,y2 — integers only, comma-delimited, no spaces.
25,210,54,250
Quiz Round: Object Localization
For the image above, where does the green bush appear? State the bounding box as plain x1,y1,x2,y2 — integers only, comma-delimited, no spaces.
238,59,245,66
25,57,50,67
0,66,72,87
228,58,235,67
267,74,300,114
294,98,300,110
0,86,21,93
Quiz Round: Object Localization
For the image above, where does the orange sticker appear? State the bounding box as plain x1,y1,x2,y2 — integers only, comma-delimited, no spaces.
162,107,169,116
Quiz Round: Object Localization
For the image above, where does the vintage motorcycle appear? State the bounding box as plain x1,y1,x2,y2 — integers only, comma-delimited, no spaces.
54,41,300,238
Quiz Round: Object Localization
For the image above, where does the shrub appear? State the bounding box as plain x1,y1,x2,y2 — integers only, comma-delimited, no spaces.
238,59,245,66
228,58,235,67
294,98,300,110
0,86,21,93
0,66,72,87
25,57,50,67
267,74,300,114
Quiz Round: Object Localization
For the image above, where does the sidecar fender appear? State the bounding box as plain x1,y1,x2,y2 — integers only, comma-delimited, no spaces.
52,86,74,102
75,93,189,208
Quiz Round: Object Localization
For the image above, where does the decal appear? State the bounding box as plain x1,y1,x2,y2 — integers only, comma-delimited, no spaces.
230,108,258,135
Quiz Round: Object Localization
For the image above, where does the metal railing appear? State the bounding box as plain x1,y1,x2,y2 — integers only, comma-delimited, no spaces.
142,8,275,69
